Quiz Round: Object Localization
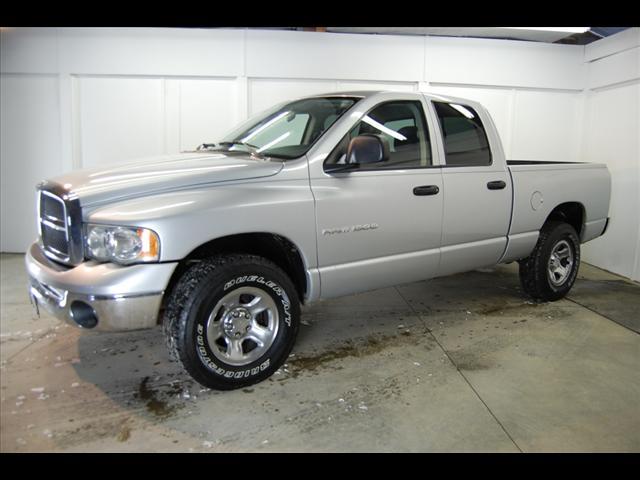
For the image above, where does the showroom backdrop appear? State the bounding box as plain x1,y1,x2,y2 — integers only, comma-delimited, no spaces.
1,27,639,281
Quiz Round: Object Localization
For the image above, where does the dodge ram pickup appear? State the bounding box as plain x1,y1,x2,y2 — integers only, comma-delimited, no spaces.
26,91,611,389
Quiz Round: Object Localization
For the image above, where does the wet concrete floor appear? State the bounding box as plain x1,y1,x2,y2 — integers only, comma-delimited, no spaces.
1,254,638,452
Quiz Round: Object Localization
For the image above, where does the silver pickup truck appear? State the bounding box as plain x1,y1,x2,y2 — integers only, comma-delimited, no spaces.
26,91,611,389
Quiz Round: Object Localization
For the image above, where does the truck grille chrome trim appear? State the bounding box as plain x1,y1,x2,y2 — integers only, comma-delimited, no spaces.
41,218,68,233
37,182,83,266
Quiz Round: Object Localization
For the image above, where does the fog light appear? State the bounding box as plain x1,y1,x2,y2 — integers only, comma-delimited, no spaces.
70,301,98,329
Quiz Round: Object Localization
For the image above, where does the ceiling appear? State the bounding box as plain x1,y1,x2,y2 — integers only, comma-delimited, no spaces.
264,27,629,45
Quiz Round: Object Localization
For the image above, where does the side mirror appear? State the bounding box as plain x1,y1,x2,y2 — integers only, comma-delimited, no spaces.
325,134,389,174
347,134,389,165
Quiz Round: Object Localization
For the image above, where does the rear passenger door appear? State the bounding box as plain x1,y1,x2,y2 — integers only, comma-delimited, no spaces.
431,101,512,275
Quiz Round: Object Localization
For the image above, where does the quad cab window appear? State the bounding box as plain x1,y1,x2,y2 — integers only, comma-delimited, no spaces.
433,102,492,167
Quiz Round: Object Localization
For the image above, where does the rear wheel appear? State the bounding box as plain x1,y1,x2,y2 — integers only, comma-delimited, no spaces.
163,254,300,390
518,221,580,301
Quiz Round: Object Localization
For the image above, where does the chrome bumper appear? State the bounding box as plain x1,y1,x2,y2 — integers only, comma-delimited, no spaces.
25,242,178,332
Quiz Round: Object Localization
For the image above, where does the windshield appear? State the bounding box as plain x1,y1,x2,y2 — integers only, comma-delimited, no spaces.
215,97,360,159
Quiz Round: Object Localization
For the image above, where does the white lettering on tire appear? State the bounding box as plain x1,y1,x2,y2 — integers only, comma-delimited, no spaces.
196,311,273,377
196,273,291,377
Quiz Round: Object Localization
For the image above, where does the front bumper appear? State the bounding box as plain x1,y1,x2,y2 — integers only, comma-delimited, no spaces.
25,242,178,331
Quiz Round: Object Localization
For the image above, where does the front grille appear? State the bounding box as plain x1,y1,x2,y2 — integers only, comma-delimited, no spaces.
39,191,70,260
37,182,83,266
41,221,69,257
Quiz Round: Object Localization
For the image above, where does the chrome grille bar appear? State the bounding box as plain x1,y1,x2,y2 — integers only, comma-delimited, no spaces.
41,218,68,233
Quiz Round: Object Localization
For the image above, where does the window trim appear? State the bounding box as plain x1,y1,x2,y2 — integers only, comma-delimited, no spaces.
431,101,493,168
322,99,434,173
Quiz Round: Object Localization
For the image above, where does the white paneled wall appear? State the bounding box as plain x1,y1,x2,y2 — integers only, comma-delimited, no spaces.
178,78,239,150
244,30,425,81
424,36,586,90
1,27,639,281
580,82,640,281
510,90,584,162
578,28,640,282
78,77,165,168
0,74,63,255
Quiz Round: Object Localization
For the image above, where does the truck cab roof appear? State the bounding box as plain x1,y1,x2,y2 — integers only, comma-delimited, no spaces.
303,90,481,107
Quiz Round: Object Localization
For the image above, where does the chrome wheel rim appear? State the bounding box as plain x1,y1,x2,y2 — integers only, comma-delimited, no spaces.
206,287,279,366
547,240,574,287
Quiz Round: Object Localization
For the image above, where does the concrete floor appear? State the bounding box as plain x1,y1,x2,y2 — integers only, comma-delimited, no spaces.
1,253,639,452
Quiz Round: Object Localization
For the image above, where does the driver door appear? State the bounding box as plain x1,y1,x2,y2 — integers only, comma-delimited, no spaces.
311,99,443,298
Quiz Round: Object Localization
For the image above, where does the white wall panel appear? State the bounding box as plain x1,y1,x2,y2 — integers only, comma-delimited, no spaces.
164,79,181,155
336,80,417,92
581,83,640,281
510,90,583,162
425,36,585,91
1,75,63,251
587,47,640,90
585,27,640,62
246,30,424,82
77,76,165,168
179,78,239,150
248,78,337,116
0,28,59,74
57,28,245,77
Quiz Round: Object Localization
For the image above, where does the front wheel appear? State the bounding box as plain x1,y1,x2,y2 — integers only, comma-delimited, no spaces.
163,254,300,390
518,221,581,302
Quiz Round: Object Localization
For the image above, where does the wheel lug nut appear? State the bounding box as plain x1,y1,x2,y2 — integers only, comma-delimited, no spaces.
235,332,241,337
245,326,250,332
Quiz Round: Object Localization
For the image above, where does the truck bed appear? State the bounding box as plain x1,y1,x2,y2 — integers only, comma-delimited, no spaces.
506,160,610,247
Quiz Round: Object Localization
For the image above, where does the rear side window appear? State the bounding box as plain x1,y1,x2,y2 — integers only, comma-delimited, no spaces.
433,102,491,166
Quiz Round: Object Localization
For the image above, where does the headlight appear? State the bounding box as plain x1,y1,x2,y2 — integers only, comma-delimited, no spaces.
84,224,160,264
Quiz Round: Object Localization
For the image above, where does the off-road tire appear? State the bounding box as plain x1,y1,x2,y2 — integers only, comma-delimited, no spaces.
163,254,300,390
518,221,580,302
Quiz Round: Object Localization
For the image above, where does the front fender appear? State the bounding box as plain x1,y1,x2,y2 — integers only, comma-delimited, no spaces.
85,164,317,271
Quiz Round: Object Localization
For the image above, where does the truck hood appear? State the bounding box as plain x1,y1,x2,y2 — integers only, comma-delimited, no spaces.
50,152,284,207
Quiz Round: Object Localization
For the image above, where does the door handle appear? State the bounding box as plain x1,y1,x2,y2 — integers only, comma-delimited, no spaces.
413,185,440,196
487,180,506,190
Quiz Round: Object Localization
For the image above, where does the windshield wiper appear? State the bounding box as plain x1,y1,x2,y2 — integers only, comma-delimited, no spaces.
217,141,263,156
196,143,218,151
